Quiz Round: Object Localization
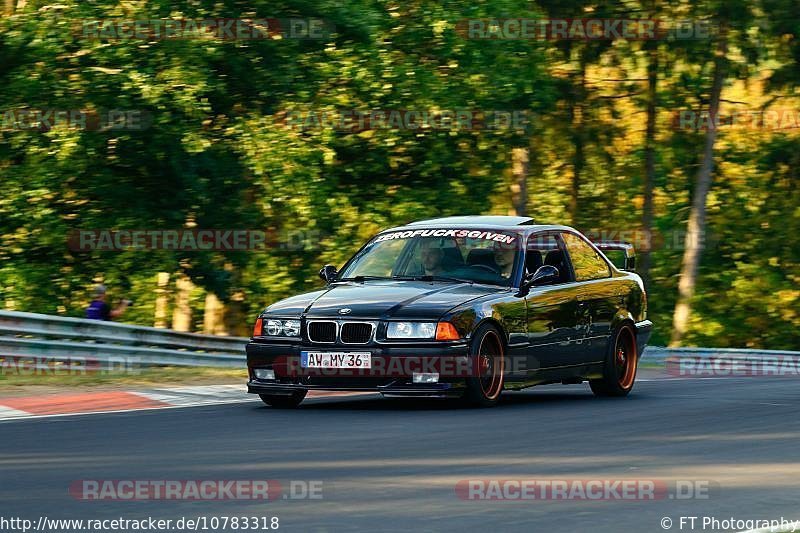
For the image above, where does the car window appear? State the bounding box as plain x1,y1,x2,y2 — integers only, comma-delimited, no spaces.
349,238,408,277
526,233,570,284
338,229,521,286
401,233,517,284
561,232,611,281
602,249,628,271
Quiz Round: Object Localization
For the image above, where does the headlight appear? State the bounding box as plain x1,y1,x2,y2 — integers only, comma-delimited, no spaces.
387,321,437,339
263,319,301,337
283,320,301,337
265,319,283,336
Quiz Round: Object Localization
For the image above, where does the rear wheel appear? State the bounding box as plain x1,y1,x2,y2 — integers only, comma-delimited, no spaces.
590,324,638,397
259,391,307,408
463,324,505,407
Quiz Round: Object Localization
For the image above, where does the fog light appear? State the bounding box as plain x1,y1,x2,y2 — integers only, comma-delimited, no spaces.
413,372,439,384
254,368,275,380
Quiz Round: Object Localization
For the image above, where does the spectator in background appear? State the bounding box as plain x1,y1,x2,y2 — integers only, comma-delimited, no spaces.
86,284,130,321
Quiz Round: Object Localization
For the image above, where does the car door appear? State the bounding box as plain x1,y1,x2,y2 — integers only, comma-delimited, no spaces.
560,231,617,364
523,232,581,374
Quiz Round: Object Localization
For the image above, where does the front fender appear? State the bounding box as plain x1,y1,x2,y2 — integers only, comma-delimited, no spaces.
441,292,526,347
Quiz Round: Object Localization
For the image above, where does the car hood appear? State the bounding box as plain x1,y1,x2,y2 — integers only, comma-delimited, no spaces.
264,280,502,320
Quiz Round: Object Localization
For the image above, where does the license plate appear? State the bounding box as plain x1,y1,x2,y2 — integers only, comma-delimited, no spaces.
300,351,372,369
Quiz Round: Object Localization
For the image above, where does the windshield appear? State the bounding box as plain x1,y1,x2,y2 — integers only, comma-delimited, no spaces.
338,229,521,286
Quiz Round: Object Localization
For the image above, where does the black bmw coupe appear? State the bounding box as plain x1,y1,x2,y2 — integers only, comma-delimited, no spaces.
247,216,652,407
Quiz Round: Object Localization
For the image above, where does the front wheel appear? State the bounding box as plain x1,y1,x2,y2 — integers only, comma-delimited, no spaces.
590,324,638,397
463,324,506,407
259,391,307,408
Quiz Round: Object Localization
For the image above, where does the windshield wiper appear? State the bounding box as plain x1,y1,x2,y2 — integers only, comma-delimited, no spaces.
335,275,392,283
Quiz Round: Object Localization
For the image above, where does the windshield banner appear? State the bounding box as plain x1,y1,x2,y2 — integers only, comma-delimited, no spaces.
373,229,517,245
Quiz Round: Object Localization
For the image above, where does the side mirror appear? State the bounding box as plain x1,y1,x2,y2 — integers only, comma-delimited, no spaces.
516,265,560,297
318,264,338,283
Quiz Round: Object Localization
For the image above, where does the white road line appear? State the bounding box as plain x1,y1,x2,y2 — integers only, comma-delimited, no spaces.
132,384,248,406
0,405,32,419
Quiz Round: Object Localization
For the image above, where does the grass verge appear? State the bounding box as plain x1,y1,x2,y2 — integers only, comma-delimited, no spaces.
0,366,247,397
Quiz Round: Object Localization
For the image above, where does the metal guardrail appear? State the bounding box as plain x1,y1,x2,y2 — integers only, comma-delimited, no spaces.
0,310,249,368
642,346,800,362
643,345,800,377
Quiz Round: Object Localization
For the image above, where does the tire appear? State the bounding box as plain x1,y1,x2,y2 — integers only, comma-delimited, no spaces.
589,323,638,397
463,323,506,407
259,391,307,408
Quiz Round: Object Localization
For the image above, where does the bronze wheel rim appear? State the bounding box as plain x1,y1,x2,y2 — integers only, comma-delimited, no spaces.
478,331,504,400
615,328,637,389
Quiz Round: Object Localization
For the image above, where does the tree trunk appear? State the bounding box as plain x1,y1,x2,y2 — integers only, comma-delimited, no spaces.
224,291,251,337
4,0,13,15
640,39,659,285
510,147,529,216
568,64,587,226
670,30,728,347
171,275,194,332
154,272,170,328
203,292,228,335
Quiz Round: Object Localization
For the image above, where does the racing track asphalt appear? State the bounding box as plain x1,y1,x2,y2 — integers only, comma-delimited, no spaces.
2,373,799,533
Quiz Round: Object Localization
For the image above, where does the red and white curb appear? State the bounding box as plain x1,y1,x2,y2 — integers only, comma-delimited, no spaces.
0,385,374,422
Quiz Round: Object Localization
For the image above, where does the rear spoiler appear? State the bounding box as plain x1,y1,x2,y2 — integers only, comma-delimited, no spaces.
593,241,636,271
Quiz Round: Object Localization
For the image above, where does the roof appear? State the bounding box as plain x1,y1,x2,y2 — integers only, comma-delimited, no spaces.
407,215,535,227
383,216,574,235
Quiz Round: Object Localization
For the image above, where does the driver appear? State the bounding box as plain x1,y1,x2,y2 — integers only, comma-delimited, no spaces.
493,240,516,278
420,239,446,275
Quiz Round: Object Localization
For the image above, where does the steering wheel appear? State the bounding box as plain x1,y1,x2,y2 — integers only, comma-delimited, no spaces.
470,263,501,274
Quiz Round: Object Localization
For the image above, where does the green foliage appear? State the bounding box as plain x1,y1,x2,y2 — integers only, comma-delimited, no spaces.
0,0,798,349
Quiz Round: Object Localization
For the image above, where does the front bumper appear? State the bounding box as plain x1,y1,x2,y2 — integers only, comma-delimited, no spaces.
246,380,464,398
246,340,470,398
